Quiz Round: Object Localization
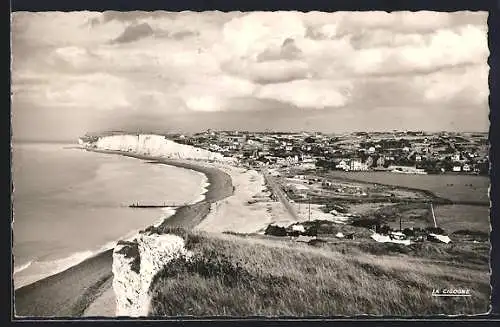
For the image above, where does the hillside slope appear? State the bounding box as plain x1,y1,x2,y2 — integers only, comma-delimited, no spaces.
146,228,490,317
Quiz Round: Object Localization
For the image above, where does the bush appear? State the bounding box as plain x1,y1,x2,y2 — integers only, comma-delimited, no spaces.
376,224,391,235
351,218,379,229
265,225,287,237
402,228,414,237
452,229,488,237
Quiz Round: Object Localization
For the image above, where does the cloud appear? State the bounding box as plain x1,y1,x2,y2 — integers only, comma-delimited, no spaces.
88,11,177,27
178,75,257,111
111,22,154,43
256,79,353,109
170,30,198,40
257,37,303,61
416,64,489,106
222,58,310,84
10,10,490,140
222,12,307,59
43,73,131,109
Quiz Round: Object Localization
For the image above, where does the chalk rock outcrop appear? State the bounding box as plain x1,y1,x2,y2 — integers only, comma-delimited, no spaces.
112,233,192,317
91,134,234,162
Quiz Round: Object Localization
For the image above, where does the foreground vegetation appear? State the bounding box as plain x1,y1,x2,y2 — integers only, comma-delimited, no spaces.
146,227,490,317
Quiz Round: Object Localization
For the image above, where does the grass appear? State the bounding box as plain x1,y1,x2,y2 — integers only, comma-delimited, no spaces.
147,229,490,317
324,171,489,204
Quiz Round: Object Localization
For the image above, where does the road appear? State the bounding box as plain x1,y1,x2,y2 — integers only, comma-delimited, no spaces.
261,168,301,222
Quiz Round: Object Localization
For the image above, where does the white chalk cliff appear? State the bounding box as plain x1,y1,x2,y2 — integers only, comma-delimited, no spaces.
87,134,234,162
112,233,192,317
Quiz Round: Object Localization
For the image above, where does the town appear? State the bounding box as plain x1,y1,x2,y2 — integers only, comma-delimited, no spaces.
169,129,489,175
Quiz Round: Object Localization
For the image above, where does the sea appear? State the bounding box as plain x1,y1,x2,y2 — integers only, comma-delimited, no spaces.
12,142,209,289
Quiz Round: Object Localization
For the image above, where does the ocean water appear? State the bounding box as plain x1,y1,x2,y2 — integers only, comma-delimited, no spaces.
12,142,208,289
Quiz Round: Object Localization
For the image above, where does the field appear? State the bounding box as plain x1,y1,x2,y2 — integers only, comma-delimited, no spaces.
147,228,490,316
345,202,490,235
305,171,491,236
432,205,490,233
325,171,490,204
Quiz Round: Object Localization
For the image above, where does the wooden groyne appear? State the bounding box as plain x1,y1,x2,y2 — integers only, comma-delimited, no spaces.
128,203,186,208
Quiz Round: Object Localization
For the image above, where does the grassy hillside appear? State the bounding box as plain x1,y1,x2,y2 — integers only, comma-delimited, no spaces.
147,227,490,317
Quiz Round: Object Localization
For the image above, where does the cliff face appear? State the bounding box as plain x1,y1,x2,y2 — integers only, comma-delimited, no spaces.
112,232,192,317
91,134,232,162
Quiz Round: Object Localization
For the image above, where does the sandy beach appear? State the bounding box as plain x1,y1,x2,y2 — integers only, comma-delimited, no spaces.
14,151,234,318
195,164,288,234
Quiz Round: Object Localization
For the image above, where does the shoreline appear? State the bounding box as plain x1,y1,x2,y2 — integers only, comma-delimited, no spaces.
14,149,235,317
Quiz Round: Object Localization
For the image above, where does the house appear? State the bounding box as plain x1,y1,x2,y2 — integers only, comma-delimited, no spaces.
299,162,316,170
463,164,471,172
371,232,411,245
376,156,385,167
336,159,350,171
365,156,374,168
344,232,355,240
452,153,461,161
415,155,422,162
452,166,462,172
390,231,407,240
389,165,427,174
322,180,333,187
286,183,309,196
428,233,451,244
367,146,376,154
350,158,368,171
291,224,306,233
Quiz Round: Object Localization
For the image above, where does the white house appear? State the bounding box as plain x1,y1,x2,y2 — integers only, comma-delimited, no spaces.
291,224,306,233
336,160,350,171
350,159,368,171
452,166,462,172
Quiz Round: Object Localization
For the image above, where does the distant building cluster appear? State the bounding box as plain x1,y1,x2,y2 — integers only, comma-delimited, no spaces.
82,130,489,176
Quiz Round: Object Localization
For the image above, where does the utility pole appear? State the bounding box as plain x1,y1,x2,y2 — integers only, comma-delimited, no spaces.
430,202,437,228
308,197,311,221
399,216,402,231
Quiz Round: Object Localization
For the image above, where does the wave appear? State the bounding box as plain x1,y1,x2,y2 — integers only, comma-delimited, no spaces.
189,177,210,205
14,250,95,290
13,260,33,274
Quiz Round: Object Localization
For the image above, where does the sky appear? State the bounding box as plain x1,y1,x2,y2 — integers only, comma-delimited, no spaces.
11,11,489,141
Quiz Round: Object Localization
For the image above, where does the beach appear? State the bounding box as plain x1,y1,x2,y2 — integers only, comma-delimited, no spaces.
195,164,289,234
12,143,210,290
14,150,234,318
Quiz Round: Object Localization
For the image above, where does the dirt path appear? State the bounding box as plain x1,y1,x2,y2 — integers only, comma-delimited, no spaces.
261,168,300,222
